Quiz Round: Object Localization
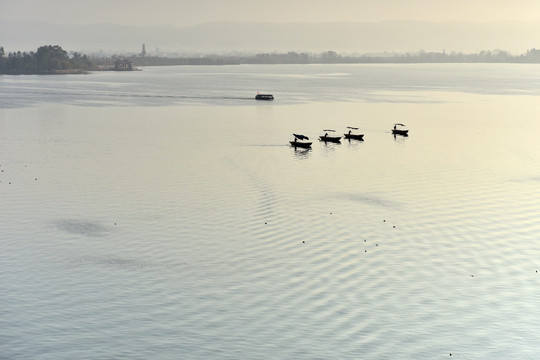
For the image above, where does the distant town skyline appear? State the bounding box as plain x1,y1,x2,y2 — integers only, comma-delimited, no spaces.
2,0,540,27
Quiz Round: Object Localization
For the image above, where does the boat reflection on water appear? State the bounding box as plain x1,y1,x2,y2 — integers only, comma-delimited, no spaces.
345,137,362,149
292,146,312,160
393,133,409,144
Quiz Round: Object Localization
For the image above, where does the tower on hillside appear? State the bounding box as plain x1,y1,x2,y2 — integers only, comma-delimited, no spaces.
141,44,146,57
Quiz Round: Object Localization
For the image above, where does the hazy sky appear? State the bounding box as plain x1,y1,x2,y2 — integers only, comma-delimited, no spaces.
3,0,540,26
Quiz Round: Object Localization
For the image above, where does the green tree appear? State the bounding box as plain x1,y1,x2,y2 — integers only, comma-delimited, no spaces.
36,45,70,72
321,51,340,63
70,52,92,68
0,47,5,72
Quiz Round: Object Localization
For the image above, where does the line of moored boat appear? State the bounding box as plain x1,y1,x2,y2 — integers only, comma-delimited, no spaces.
290,124,409,148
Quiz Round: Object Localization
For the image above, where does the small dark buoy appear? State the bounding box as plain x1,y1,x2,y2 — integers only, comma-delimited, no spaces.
393,225,395,228
264,222,267,224
376,244,378,246
302,241,305,244
365,250,367,253
471,275,474,277
364,239,366,242
450,354,452,357
114,222,117,226
383,219,386,222
35,178,37,181
330,212,332,215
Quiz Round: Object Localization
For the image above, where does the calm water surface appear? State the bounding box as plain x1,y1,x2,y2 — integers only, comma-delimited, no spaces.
1,64,540,359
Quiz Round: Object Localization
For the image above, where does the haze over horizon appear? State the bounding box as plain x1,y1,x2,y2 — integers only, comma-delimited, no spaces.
3,0,540,26
2,0,540,54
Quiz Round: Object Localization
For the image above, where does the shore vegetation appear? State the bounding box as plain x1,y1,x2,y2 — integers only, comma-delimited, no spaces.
3,45,540,75
0,45,93,74
88,48,540,67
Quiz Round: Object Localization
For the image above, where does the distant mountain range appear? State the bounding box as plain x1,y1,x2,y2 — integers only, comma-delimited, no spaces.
2,20,540,55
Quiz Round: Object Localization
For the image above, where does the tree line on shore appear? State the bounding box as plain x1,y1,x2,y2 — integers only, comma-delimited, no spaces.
128,48,540,65
0,45,93,74
2,45,540,74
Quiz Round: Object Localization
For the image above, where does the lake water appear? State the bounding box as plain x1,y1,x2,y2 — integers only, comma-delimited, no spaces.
1,64,540,359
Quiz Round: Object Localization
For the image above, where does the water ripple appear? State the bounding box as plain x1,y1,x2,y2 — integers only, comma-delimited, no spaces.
54,220,113,237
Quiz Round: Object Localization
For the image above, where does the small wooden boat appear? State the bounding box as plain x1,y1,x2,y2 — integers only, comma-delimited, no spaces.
392,129,408,135
392,123,409,136
319,129,341,143
344,127,364,141
290,140,312,148
290,133,312,148
255,93,274,100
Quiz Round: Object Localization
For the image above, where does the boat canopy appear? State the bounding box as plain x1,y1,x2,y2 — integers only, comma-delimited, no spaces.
323,129,336,132
394,123,406,126
347,127,359,130
293,134,309,140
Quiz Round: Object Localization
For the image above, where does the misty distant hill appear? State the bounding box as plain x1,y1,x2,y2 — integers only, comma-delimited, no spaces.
1,19,540,55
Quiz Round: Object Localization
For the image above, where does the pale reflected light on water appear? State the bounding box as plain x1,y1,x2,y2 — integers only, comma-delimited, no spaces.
1,64,540,359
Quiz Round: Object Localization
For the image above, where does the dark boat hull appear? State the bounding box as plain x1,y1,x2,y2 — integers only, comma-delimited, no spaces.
319,136,342,143
392,129,409,136
344,134,364,140
290,141,312,148
256,94,274,100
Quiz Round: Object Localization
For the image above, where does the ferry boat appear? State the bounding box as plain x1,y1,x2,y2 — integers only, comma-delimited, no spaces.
255,94,274,100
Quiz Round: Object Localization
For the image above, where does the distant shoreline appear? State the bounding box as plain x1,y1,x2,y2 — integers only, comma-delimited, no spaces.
0,67,142,75
0,69,90,75
3,47,540,76
126,49,540,67
1,60,537,76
